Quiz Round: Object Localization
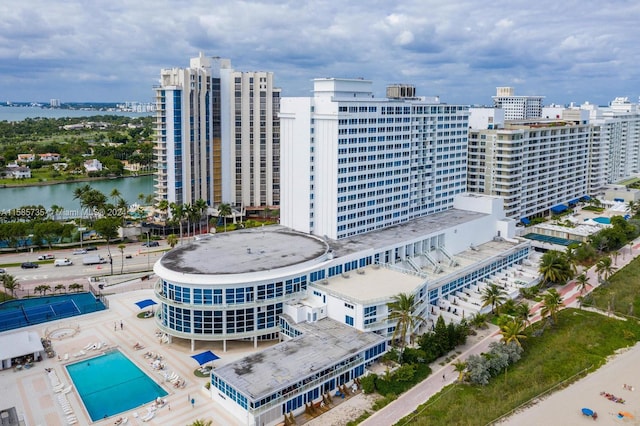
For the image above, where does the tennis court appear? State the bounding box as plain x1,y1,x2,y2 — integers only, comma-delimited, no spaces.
0,293,106,332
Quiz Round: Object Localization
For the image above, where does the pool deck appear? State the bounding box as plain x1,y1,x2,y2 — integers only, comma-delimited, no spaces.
0,288,278,426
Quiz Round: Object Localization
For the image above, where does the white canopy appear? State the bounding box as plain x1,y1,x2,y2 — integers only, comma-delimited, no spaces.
0,331,44,361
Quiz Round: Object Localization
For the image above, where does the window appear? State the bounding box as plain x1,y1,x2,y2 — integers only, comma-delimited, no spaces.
345,315,354,326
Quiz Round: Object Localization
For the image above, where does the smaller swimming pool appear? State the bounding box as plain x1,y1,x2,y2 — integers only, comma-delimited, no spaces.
67,350,167,421
593,217,611,224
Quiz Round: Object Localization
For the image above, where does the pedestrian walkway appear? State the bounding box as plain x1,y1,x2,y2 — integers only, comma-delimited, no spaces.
363,242,639,426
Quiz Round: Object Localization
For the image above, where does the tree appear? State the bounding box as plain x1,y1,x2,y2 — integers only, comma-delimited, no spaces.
574,273,590,295
513,302,532,327
538,250,573,287
540,288,564,324
169,202,185,244
68,283,83,292
217,203,232,232
194,198,208,235
387,293,425,351
595,256,616,282
499,317,527,347
481,283,507,314
118,244,126,274
167,234,178,248
452,359,467,382
54,284,66,294
469,312,489,329
189,420,213,426
72,183,92,221
1,274,20,297
94,217,120,275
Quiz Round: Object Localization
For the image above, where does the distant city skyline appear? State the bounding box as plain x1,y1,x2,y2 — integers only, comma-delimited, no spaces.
1,0,639,106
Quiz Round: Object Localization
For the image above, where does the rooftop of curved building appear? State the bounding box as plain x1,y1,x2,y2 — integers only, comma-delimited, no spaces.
159,226,328,275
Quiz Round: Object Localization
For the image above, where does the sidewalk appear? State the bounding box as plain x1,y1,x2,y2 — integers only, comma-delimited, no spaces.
363,242,639,426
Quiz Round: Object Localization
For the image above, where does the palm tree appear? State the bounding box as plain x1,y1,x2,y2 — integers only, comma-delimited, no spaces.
540,288,565,323
1,274,20,297
118,244,126,274
72,183,92,221
595,256,616,282
514,302,532,327
218,203,232,232
481,283,507,314
187,204,200,239
539,250,573,287
499,317,527,347
109,188,122,204
469,312,489,329
563,246,579,275
626,200,637,217
189,420,213,426
194,198,208,235
452,360,467,382
167,234,178,248
50,204,63,221
54,284,66,294
574,273,590,295
387,293,425,350
169,202,185,244
68,283,83,293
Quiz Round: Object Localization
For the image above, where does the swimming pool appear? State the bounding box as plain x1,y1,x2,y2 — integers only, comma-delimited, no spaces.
593,217,611,224
0,292,106,332
66,350,167,421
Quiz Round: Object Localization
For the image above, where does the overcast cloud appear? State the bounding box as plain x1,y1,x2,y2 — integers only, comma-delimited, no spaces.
0,0,638,105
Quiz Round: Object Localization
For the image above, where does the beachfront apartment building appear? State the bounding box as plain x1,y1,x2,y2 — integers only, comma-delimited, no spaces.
467,118,591,221
154,53,281,213
279,78,468,240
492,86,544,120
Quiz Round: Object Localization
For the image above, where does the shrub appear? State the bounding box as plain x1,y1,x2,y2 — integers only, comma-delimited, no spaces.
360,374,377,394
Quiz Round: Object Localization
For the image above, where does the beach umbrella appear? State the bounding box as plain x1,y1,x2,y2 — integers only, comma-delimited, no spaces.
581,408,594,416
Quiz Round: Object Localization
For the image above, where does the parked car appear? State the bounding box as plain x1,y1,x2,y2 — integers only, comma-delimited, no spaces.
37,254,55,260
85,246,99,251
72,249,87,255
21,262,39,269
142,241,160,247
0,268,5,274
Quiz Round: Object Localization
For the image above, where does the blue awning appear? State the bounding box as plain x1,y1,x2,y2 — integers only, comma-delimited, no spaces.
614,198,625,202
568,198,580,205
520,217,531,224
191,350,220,365
134,299,158,309
581,195,591,201
550,204,568,214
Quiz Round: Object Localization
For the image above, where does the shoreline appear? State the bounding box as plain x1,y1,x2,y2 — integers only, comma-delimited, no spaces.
0,173,154,189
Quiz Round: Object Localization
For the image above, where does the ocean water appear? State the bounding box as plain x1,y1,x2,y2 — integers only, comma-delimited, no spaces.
0,106,151,122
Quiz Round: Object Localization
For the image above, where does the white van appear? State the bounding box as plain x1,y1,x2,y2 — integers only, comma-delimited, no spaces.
54,258,73,267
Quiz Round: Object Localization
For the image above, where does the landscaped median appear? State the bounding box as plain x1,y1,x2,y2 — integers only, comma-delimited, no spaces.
395,308,640,425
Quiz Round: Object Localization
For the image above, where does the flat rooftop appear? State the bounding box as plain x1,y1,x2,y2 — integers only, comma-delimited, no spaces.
312,238,527,305
311,266,425,305
159,227,327,274
158,208,485,276
212,318,385,402
328,208,485,258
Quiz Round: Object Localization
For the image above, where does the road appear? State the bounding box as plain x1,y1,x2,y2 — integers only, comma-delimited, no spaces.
0,241,167,295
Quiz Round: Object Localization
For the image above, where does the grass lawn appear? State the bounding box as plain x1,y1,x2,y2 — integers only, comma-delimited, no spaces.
397,309,640,426
586,254,640,316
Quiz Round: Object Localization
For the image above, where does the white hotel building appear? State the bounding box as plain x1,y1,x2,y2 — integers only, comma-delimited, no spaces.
279,79,468,240
153,78,537,425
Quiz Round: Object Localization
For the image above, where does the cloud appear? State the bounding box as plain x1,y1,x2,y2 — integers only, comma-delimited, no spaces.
0,0,637,105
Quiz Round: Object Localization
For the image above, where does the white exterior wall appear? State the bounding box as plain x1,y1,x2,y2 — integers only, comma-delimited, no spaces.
468,107,504,130
279,97,312,233
280,78,468,240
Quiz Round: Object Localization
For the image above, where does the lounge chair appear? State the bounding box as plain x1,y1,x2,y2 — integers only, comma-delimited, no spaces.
63,354,69,361
141,411,155,422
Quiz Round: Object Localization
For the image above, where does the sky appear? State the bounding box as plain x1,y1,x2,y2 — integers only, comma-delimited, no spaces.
1,0,639,106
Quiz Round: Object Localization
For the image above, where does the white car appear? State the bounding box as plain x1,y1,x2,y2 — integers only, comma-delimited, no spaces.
37,254,55,260
72,249,87,255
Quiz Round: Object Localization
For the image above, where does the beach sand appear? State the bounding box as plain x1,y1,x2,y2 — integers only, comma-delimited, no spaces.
500,343,640,425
